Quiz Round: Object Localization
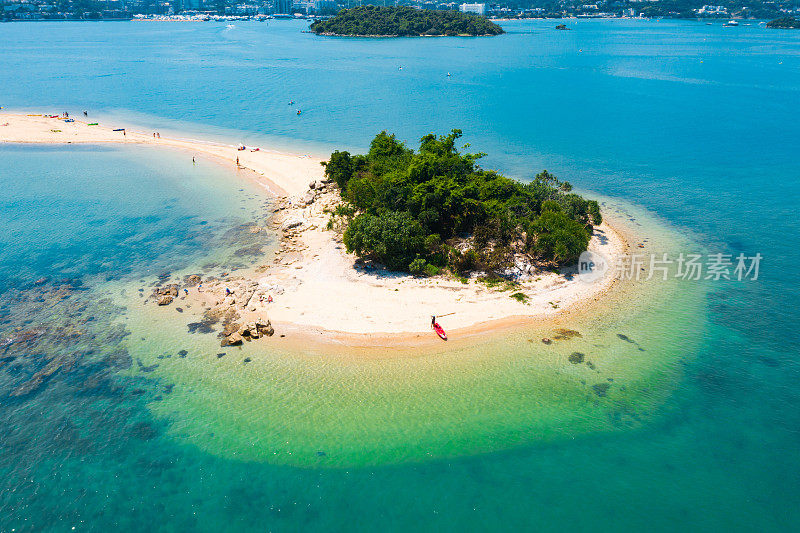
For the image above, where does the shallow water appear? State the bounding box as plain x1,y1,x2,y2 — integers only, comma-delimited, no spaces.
1,18,799,532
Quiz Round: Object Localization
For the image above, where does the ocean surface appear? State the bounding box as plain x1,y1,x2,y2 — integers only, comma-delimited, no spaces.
1,18,799,531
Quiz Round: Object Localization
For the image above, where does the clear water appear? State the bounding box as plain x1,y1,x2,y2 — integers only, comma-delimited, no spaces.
1,19,799,531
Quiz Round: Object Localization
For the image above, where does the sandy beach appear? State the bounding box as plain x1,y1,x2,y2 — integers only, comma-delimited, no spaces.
1,112,628,340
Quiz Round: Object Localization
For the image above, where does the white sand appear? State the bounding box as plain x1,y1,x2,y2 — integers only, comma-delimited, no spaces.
2,112,628,337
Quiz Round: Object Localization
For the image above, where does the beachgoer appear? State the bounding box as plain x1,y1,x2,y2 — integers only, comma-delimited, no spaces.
236,156,240,167
192,156,195,164
198,283,203,292
225,288,231,296
267,295,273,304
183,288,189,296
153,132,156,138
431,315,436,327
83,110,87,117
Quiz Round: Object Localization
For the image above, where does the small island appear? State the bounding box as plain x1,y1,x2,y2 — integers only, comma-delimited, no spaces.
309,6,504,38
766,16,800,29
323,130,600,278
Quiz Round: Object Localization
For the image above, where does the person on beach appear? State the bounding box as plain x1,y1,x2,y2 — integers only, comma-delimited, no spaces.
183,288,189,296
236,156,240,167
431,315,436,327
83,110,87,117
192,156,195,164
198,283,203,292
267,295,273,304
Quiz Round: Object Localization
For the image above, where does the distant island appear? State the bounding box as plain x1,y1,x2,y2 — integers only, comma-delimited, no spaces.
766,16,800,29
322,130,600,276
309,6,504,37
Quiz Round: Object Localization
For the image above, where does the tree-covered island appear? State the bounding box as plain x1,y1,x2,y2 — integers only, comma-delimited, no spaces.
322,130,601,278
309,6,504,37
766,17,800,29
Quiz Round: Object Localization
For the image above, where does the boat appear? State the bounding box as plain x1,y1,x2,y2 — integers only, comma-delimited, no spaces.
723,20,739,27
433,322,447,341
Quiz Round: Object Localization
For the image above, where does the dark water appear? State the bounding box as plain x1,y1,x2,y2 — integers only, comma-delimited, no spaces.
1,19,799,531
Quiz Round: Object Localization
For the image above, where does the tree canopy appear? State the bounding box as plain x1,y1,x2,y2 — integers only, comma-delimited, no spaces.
309,6,504,37
766,17,800,29
323,130,602,276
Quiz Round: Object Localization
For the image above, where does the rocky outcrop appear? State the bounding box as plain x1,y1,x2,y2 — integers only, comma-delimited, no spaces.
222,332,243,346
238,319,274,339
282,216,306,231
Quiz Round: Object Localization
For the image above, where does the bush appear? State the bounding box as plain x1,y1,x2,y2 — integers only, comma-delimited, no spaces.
409,258,427,276
424,263,440,277
528,211,590,266
343,211,425,271
321,150,354,190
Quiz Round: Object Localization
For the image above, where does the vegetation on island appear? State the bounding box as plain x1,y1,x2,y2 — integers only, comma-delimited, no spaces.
322,130,601,277
309,6,504,37
766,17,800,29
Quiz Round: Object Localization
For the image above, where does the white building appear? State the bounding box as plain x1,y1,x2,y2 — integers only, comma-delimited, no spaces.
459,3,486,16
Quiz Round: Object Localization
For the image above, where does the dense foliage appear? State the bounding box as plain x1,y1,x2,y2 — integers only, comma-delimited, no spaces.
767,17,800,29
309,6,504,37
323,130,601,275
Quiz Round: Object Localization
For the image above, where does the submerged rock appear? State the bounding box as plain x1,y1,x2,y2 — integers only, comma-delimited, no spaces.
591,383,611,397
568,352,585,364
553,328,582,340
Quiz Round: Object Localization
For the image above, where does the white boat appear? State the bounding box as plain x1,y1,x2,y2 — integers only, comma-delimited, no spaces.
723,20,739,27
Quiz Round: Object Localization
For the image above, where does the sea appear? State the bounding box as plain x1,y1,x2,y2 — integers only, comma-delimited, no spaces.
0,18,798,532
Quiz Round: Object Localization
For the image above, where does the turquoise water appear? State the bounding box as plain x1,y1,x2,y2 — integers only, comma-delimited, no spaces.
1,19,799,531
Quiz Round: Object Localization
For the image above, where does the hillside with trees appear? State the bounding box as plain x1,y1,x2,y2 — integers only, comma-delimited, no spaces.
322,130,601,277
309,6,504,37
766,17,800,29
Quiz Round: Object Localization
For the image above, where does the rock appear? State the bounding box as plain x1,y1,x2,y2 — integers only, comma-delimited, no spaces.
157,295,174,306
155,285,179,297
309,180,317,189
553,328,582,340
302,191,316,206
591,383,611,397
130,422,158,440
281,216,305,231
256,319,274,337
184,274,202,287
223,332,243,346
568,352,585,364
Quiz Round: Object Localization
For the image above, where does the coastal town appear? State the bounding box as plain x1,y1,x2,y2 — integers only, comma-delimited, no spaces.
2,0,798,21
